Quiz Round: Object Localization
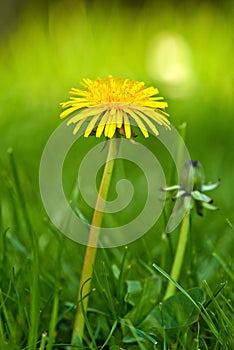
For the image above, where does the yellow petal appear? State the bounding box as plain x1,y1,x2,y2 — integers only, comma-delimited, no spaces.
109,107,116,116
104,122,110,137
107,123,117,138
133,105,170,127
107,111,117,138
84,114,101,137
116,109,123,128
134,110,159,136
126,108,149,138
67,113,86,126
67,106,106,125
123,113,131,139
146,109,171,128
148,96,164,101
104,112,113,138
108,113,117,139
72,118,87,135
96,111,109,137
142,86,159,95
60,107,80,119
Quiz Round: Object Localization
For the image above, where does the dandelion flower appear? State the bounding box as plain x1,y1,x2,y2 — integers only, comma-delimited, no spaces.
60,76,170,138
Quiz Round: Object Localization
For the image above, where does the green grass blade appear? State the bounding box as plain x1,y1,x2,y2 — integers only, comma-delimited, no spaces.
202,281,234,339
0,288,17,348
122,319,147,350
100,320,118,350
39,332,47,350
80,279,98,349
46,290,59,350
8,149,40,349
153,263,199,309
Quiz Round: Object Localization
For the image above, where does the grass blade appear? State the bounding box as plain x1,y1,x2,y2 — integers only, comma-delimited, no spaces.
8,149,40,349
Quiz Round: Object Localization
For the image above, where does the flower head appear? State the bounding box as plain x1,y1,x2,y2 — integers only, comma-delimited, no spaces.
163,160,220,216
60,76,170,138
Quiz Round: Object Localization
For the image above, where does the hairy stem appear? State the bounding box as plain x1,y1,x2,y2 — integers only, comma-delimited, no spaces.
71,138,116,345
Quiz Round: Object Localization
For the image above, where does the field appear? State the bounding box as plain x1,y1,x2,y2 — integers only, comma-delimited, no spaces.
0,0,233,349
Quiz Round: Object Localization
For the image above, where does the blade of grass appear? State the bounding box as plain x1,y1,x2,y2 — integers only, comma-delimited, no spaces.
122,319,147,350
8,149,40,349
202,280,234,334
46,233,65,349
39,332,47,350
159,302,167,350
0,228,8,278
101,261,117,319
212,252,234,283
0,287,17,349
79,279,98,350
46,290,59,350
198,303,223,346
100,320,118,350
194,321,201,350
116,246,129,304
11,265,28,340
203,281,226,309
0,292,7,348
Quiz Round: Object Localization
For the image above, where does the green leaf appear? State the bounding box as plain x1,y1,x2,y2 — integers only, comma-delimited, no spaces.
121,319,158,347
124,276,162,325
140,288,204,330
112,264,121,280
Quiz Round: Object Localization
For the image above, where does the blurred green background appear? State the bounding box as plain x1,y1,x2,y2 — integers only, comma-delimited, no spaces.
1,0,233,195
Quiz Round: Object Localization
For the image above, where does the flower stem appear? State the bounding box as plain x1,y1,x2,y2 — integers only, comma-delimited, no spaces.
163,212,190,301
71,138,116,345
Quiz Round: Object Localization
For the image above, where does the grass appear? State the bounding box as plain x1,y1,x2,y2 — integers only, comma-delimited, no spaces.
0,0,234,349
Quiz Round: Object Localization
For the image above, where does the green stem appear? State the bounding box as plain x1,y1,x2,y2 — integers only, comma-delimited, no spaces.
71,138,116,345
163,212,190,300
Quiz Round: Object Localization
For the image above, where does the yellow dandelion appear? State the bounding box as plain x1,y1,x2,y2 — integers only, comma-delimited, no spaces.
60,76,170,139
